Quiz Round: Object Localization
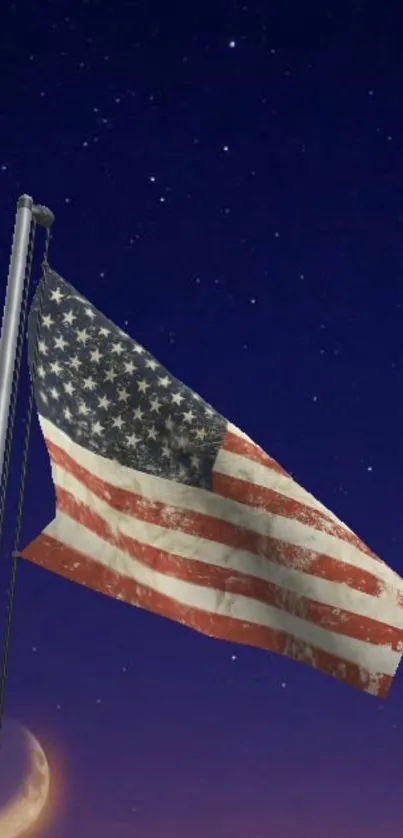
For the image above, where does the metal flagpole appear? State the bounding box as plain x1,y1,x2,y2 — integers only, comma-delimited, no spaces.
0,194,54,486
0,195,33,483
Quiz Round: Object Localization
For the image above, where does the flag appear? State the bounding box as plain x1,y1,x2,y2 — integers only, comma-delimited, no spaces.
21,268,403,697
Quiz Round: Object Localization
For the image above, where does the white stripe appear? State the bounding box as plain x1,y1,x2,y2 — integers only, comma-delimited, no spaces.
41,510,402,677
52,462,403,632
39,415,403,592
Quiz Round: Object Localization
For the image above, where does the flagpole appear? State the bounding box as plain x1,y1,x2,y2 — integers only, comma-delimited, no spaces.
0,195,55,486
0,195,34,484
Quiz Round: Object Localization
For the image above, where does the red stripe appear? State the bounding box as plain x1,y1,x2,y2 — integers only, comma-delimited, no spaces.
45,437,397,603
51,487,403,650
222,430,289,476
213,471,379,562
20,532,394,699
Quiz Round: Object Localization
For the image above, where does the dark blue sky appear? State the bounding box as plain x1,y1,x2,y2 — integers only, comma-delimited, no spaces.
0,2,403,836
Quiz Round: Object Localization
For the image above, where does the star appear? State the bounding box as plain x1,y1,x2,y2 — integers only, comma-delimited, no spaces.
137,379,150,393
149,397,162,413
112,416,124,429
124,360,136,374
171,392,184,406
76,327,91,345
54,335,68,350
69,355,82,370
183,410,195,423
90,348,103,363
50,288,64,303
83,376,96,391
63,309,76,325
78,401,90,416
104,367,118,382
117,387,130,402
49,360,62,375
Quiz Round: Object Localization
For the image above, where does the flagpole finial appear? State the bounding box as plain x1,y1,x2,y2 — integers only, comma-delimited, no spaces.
17,194,33,209
32,203,55,229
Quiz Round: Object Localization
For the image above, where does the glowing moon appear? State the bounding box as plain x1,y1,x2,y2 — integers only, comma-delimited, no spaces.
0,722,50,838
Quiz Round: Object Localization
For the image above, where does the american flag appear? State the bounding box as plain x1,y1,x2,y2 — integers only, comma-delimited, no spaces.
21,268,403,697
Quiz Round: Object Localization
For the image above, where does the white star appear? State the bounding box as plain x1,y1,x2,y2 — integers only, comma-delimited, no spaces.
133,406,144,421
50,288,64,303
50,386,59,400
104,367,118,382
83,376,96,391
117,387,130,403
112,416,124,429
92,421,103,435
76,327,90,345
165,416,174,431
145,358,158,370
124,360,136,374
126,433,139,447
63,407,73,421
63,310,76,325
133,343,144,354
90,348,103,363
38,340,48,355
171,392,184,405
190,455,200,468
149,397,162,413
112,342,124,355
49,361,62,376
37,364,46,379
84,307,96,319
137,379,150,393
98,395,110,409
42,314,54,328
78,401,90,415
195,428,207,440
69,355,82,370
146,425,158,440
54,335,68,350
158,375,170,388
183,410,195,423
64,381,75,395
99,327,109,337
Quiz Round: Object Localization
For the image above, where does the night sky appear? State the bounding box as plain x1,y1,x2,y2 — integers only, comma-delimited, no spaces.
0,2,403,836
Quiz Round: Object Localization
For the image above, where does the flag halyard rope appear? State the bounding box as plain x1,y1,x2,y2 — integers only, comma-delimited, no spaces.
0,228,51,731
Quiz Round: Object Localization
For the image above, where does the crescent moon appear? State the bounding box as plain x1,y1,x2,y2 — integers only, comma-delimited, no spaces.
0,727,50,838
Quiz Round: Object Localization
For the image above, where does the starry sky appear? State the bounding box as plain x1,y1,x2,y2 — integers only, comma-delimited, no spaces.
0,2,403,836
